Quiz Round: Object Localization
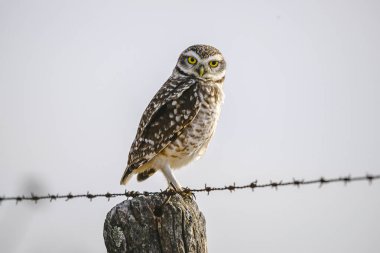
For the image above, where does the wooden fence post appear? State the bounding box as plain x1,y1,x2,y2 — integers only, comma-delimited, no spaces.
103,194,207,253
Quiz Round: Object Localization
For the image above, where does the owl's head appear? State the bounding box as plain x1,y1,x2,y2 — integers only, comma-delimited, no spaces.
174,45,226,82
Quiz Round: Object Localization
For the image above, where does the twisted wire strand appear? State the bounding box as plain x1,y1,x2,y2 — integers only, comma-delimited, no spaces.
0,174,379,204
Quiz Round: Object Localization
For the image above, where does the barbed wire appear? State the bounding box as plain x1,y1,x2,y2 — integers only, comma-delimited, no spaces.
0,174,379,204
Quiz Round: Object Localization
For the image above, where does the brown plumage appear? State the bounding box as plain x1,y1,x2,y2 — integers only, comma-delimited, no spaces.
121,45,226,190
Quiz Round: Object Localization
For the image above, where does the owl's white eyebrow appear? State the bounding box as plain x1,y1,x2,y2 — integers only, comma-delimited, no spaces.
183,52,224,62
206,54,224,61
182,51,200,59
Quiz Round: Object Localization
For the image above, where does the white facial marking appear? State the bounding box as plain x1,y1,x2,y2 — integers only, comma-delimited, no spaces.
175,50,225,82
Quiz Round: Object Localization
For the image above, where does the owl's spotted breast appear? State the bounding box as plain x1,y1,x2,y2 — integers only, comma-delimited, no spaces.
162,81,224,168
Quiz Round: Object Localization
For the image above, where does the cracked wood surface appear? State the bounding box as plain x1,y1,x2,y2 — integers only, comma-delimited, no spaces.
103,194,207,253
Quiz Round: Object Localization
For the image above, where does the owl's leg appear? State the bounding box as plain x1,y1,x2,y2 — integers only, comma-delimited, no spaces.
161,163,182,191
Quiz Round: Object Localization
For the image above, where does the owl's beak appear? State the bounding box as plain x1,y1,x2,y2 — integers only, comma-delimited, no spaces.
199,66,205,77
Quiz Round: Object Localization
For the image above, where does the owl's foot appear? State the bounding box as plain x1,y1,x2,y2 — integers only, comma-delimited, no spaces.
166,183,195,200
181,187,196,200
170,183,195,200
154,186,193,217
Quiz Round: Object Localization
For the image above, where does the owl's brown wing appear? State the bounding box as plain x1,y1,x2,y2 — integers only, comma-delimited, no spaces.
120,78,200,184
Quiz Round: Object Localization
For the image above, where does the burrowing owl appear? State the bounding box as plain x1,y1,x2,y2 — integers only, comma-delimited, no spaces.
120,45,226,190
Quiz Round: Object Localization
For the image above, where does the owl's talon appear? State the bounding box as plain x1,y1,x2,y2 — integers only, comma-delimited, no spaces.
179,187,196,200
162,185,176,196
164,184,194,199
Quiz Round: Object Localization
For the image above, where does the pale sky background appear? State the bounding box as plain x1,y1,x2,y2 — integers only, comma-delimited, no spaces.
1,0,380,252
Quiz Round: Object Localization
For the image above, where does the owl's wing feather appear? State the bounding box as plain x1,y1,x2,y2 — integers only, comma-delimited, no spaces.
134,77,197,140
120,78,200,183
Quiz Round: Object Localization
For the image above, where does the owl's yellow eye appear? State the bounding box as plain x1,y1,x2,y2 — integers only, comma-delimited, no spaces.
209,60,219,68
187,56,197,65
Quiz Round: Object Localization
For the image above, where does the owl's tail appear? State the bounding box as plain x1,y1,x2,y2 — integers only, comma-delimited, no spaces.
120,167,134,185
120,159,152,185
120,167,158,185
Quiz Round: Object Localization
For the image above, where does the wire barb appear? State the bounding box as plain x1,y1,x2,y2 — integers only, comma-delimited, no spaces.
366,174,374,184
342,175,351,185
48,194,57,202
65,193,73,201
0,174,379,204
86,192,95,201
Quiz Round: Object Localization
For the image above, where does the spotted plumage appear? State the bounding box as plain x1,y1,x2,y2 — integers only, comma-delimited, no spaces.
183,45,221,59
120,45,226,190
